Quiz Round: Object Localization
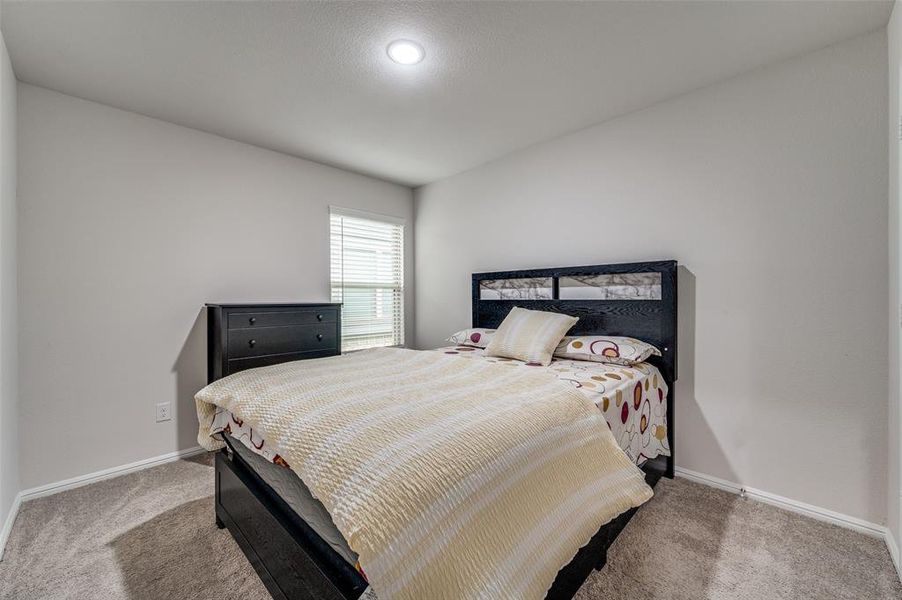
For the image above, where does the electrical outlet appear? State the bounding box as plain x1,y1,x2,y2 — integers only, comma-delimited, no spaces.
156,402,172,423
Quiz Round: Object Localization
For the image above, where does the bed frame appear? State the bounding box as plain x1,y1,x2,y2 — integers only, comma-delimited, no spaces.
211,260,677,600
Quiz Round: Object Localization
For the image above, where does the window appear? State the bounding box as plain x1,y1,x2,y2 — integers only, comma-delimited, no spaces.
330,207,404,351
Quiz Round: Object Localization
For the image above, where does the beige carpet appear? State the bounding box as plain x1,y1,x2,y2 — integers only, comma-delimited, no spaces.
0,454,898,600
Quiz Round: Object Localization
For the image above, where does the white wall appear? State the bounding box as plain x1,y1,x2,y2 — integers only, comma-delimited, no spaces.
0,12,19,535
888,2,901,558
415,32,888,524
16,84,413,490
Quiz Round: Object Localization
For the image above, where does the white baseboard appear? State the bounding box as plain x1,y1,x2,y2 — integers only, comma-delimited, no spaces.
674,466,744,495
744,485,888,538
675,466,884,537
0,492,22,561
19,445,206,502
0,445,207,560
675,466,900,583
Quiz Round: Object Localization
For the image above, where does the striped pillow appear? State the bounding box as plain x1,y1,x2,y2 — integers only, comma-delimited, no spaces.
484,307,578,366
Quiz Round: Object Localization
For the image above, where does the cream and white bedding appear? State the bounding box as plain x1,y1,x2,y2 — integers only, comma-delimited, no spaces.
197,347,652,600
437,345,671,463
212,345,670,468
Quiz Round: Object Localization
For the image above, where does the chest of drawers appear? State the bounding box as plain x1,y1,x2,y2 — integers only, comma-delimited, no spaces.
206,303,341,383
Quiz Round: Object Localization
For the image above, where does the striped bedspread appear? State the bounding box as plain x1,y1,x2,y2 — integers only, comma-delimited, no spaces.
196,348,652,600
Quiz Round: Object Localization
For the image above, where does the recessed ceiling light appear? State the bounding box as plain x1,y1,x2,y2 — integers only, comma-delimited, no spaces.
387,39,425,65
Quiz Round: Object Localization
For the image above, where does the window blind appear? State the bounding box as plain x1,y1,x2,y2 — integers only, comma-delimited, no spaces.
330,208,404,352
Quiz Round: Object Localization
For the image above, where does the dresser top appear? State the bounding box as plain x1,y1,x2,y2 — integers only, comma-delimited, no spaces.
206,302,342,308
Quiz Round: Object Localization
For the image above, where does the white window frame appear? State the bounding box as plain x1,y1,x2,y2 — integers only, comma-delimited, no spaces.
330,206,405,352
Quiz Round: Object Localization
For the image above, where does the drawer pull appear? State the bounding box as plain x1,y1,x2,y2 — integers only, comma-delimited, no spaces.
316,333,324,341
317,314,324,321
248,339,256,348
249,317,256,325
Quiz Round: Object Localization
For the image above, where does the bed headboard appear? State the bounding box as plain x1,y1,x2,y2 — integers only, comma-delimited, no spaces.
472,260,678,476
472,260,677,380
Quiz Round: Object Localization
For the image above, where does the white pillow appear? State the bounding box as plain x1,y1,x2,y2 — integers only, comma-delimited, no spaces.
446,328,496,348
484,307,578,366
554,335,661,366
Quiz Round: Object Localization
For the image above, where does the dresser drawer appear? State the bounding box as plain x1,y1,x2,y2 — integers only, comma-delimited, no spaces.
227,324,338,359
207,303,341,384
228,309,338,330
225,349,338,377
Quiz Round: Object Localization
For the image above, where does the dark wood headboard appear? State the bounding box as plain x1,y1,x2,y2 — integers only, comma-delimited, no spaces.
472,260,677,477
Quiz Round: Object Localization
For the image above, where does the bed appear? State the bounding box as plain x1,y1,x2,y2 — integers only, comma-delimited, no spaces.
213,349,670,472
200,260,677,600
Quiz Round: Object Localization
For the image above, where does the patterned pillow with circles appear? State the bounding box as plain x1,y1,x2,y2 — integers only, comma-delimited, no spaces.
446,328,496,349
554,336,661,366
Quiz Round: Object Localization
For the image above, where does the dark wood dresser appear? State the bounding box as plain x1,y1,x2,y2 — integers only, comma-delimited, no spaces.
206,303,341,383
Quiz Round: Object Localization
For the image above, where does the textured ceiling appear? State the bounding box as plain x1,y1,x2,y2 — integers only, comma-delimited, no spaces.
0,1,892,186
